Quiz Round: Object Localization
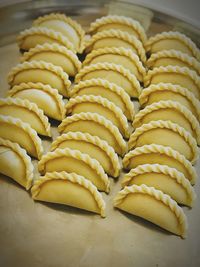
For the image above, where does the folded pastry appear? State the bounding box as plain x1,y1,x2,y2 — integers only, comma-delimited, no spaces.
113,184,187,238
139,83,200,121
144,66,200,100
123,144,197,184
21,43,81,76
85,29,146,63
70,78,135,120
121,164,195,207
75,62,141,98
0,97,51,137
51,132,120,177
0,138,33,190
0,115,43,159
145,31,200,61
31,171,106,217
58,112,126,156
133,100,200,144
128,120,198,163
8,82,65,121
83,47,146,81
65,95,130,138
33,13,85,53
38,148,110,193
7,61,71,97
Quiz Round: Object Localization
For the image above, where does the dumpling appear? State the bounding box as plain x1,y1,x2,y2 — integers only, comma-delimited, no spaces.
0,138,33,190
113,184,187,238
31,171,106,217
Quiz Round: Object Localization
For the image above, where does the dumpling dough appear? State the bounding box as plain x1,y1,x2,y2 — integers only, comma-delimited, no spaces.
113,184,187,238
0,138,33,190
31,171,106,217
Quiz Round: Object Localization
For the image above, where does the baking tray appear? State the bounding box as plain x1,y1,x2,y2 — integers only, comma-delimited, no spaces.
0,1,200,267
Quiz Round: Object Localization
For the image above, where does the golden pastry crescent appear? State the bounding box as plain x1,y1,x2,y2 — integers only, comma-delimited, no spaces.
0,115,43,159
83,47,146,81
144,66,200,100
113,184,187,238
7,61,71,97
65,95,130,138
21,43,82,76
122,144,197,184
31,171,106,217
128,120,198,163
58,112,126,156
121,164,195,207
0,97,51,137
75,62,141,98
8,82,65,121
50,132,120,177
69,78,135,120
38,148,110,193
0,138,33,190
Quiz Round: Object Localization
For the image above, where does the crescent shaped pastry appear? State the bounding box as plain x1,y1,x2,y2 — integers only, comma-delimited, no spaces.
8,82,65,121
38,148,110,193
7,61,71,97
51,132,120,177
144,66,200,100
123,144,197,185
0,97,51,137
65,95,130,138
133,100,200,144
145,31,200,61
0,115,43,159
17,27,76,52
139,83,200,121
75,63,141,98
0,138,33,190
83,47,146,81
33,13,85,53
31,171,106,217
70,79,135,120
121,164,195,207
58,112,126,156
21,43,82,77
113,184,187,238
147,50,200,75
85,29,146,63
128,120,198,163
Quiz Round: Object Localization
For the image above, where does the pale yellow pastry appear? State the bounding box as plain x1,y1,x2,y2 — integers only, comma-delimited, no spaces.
8,82,65,121
128,120,198,163
139,83,200,121
0,115,43,159
121,164,195,207
58,112,126,156
85,29,146,63
70,78,135,120
144,66,200,100
65,95,130,138
0,97,51,137
31,171,106,217
123,144,197,184
133,100,200,144
51,132,120,177
83,47,146,81
113,184,187,238
21,43,82,76
145,31,200,61
38,148,110,193
0,138,33,190
33,13,85,53
75,63,141,98
8,61,71,97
